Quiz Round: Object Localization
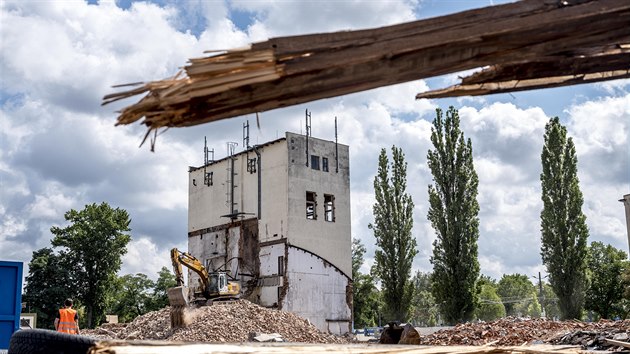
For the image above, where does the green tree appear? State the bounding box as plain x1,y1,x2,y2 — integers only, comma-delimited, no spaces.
540,117,589,320
108,273,155,323
352,238,381,328
369,146,417,322
427,106,480,324
409,271,439,326
497,274,542,317
477,275,498,288
585,241,627,319
23,248,75,329
476,284,506,321
149,266,177,311
352,238,367,280
51,202,132,328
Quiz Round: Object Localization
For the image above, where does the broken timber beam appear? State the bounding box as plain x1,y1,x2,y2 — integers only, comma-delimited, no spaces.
417,50,630,98
104,0,630,136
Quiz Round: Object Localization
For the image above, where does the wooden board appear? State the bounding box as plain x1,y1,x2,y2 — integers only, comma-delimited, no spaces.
88,342,585,354
103,0,630,142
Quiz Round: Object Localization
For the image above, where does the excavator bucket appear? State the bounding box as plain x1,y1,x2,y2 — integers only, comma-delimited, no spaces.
167,286,189,329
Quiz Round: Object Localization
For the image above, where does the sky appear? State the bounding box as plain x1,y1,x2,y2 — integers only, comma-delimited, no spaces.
1,0,629,285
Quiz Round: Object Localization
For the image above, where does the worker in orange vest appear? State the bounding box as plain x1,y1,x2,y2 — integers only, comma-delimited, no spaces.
54,298,80,335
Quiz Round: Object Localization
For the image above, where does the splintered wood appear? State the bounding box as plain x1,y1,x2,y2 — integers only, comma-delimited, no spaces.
104,0,630,141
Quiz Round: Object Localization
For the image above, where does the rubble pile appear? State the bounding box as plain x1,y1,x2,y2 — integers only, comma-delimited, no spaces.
419,318,572,346
549,320,630,351
419,318,630,350
83,300,347,344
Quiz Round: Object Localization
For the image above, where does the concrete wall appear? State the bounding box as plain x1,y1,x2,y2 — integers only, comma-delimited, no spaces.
188,139,288,235
285,132,352,277
283,246,351,335
256,142,289,243
257,241,286,307
187,226,240,295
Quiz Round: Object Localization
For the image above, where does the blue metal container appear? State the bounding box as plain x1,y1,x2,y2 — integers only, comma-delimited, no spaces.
0,261,23,350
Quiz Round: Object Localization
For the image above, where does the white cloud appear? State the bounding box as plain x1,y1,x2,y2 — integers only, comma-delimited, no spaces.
27,184,76,220
1,0,627,289
121,237,184,279
234,0,417,37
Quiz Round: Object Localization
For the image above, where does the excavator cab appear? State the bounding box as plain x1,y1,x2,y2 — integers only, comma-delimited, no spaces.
207,272,240,298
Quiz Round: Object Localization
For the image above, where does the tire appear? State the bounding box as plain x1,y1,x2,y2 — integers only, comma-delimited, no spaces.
8,329,96,354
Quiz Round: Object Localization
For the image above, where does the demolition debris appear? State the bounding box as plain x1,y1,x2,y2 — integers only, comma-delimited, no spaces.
415,317,630,351
82,300,347,344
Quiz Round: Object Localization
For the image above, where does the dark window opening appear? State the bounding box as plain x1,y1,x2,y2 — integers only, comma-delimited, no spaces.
322,157,329,172
306,191,317,220
324,194,335,222
247,157,257,174
278,256,284,276
205,171,213,186
311,155,320,170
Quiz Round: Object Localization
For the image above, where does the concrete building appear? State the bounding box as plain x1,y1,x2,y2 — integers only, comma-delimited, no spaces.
187,131,352,335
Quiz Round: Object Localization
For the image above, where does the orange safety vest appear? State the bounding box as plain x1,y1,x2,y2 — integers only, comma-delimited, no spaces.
57,308,78,334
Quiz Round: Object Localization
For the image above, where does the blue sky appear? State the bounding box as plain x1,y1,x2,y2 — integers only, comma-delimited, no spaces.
1,0,628,284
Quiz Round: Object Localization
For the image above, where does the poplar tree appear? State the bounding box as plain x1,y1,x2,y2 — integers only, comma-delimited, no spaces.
427,106,480,324
369,146,417,322
540,117,589,320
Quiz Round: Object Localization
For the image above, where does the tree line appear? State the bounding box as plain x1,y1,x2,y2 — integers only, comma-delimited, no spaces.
21,107,624,329
355,107,628,327
22,202,177,329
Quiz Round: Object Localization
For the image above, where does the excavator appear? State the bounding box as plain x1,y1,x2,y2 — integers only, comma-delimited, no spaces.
167,248,240,328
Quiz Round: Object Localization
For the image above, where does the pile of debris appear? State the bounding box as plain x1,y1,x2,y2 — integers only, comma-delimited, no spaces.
417,318,572,346
415,318,630,350
549,320,630,351
83,300,348,344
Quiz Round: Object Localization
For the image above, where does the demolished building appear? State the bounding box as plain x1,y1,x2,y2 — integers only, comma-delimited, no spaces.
186,128,352,335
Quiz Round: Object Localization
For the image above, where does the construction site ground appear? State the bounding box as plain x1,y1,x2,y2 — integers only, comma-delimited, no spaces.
82,301,630,351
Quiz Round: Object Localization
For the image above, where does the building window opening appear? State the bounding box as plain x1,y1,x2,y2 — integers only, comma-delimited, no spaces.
247,157,257,173
306,191,317,220
311,155,320,170
278,256,285,276
205,171,213,186
324,194,335,222
322,157,329,172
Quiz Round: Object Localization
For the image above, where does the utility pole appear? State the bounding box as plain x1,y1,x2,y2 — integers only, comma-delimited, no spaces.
536,272,546,318
619,194,630,257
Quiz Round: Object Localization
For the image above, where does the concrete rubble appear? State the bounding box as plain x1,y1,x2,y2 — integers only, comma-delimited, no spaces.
415,317,630,351
85,308,630,351
82,300,348,344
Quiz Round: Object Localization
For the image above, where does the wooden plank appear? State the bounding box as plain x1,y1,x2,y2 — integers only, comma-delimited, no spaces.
460,51,630,85
88,342,585,354
602,338,630,350
415,70,630,98
103,0,630,135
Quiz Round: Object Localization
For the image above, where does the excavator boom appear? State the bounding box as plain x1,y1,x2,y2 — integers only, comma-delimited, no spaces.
167,247,241,328
168,248,209,328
